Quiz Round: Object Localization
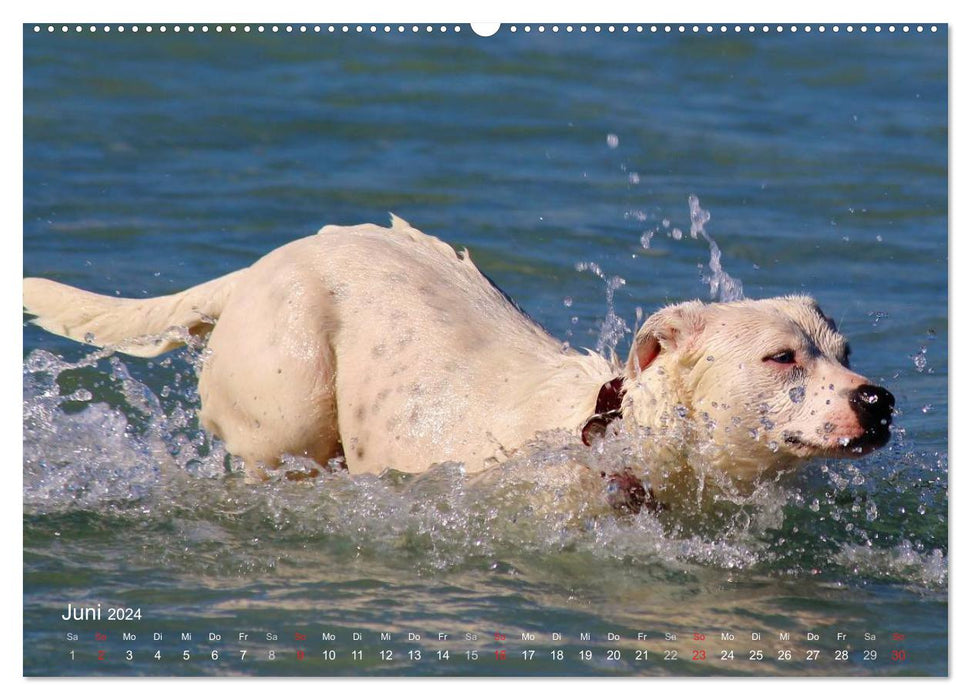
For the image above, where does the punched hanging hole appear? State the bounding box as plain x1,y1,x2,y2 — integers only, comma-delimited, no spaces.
471,23,501,37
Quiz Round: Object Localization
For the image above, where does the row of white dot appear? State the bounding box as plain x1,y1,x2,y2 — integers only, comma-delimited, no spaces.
33,24,940,35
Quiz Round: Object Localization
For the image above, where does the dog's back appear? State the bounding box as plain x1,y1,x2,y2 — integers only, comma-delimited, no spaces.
24,216,613,476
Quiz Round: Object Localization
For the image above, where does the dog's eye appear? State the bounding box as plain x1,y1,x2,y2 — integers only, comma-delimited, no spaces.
764,350,797,365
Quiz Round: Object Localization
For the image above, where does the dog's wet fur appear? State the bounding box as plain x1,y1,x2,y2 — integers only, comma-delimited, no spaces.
23,217,894,508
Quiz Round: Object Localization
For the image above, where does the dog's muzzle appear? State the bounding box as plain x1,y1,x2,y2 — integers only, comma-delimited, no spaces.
848,383,895,448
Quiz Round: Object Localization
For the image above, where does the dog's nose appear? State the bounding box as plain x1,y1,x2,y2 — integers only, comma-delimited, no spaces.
849,383,895,430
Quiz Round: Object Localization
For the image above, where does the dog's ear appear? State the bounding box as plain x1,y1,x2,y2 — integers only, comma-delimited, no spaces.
626,301,707,377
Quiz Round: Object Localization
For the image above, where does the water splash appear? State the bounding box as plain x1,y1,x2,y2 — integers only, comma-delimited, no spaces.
868,311,889,326
687,194,745,302
574,261,629,356
23,344,232,513
22,340,946,587
913,344,929,372
833,541,947,588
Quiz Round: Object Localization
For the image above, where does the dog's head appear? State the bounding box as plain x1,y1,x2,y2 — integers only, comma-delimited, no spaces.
623,296,894,478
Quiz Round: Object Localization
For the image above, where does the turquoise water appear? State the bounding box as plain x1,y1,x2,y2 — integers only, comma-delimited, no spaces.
23,25,947,676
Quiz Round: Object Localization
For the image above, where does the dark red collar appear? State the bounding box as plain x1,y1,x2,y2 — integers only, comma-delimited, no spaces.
581,377,663,515
581,376,625,446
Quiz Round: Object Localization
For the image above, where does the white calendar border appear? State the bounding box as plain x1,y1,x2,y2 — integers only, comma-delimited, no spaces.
5,0,960,697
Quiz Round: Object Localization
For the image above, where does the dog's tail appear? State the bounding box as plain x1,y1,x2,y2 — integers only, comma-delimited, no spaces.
23,269,246,357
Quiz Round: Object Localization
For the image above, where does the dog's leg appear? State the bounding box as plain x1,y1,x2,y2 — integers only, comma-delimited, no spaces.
602,469,663,514
196,258,343,479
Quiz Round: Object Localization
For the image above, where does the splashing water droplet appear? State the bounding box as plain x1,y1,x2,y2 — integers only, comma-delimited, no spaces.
563,296,573,308
640,230,654,249
913,345,928,372
687,195,745,303
866,501,878,521
575,263,629,356
68,388,92,402
689,198,710,239
606,133,619,149
671,228,683,241
868,311,889,326
25,350,59,373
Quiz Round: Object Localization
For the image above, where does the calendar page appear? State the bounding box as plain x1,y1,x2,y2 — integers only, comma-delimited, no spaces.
22,20,947,678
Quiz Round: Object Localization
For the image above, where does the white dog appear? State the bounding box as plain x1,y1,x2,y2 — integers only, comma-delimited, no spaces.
23,216,894,502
